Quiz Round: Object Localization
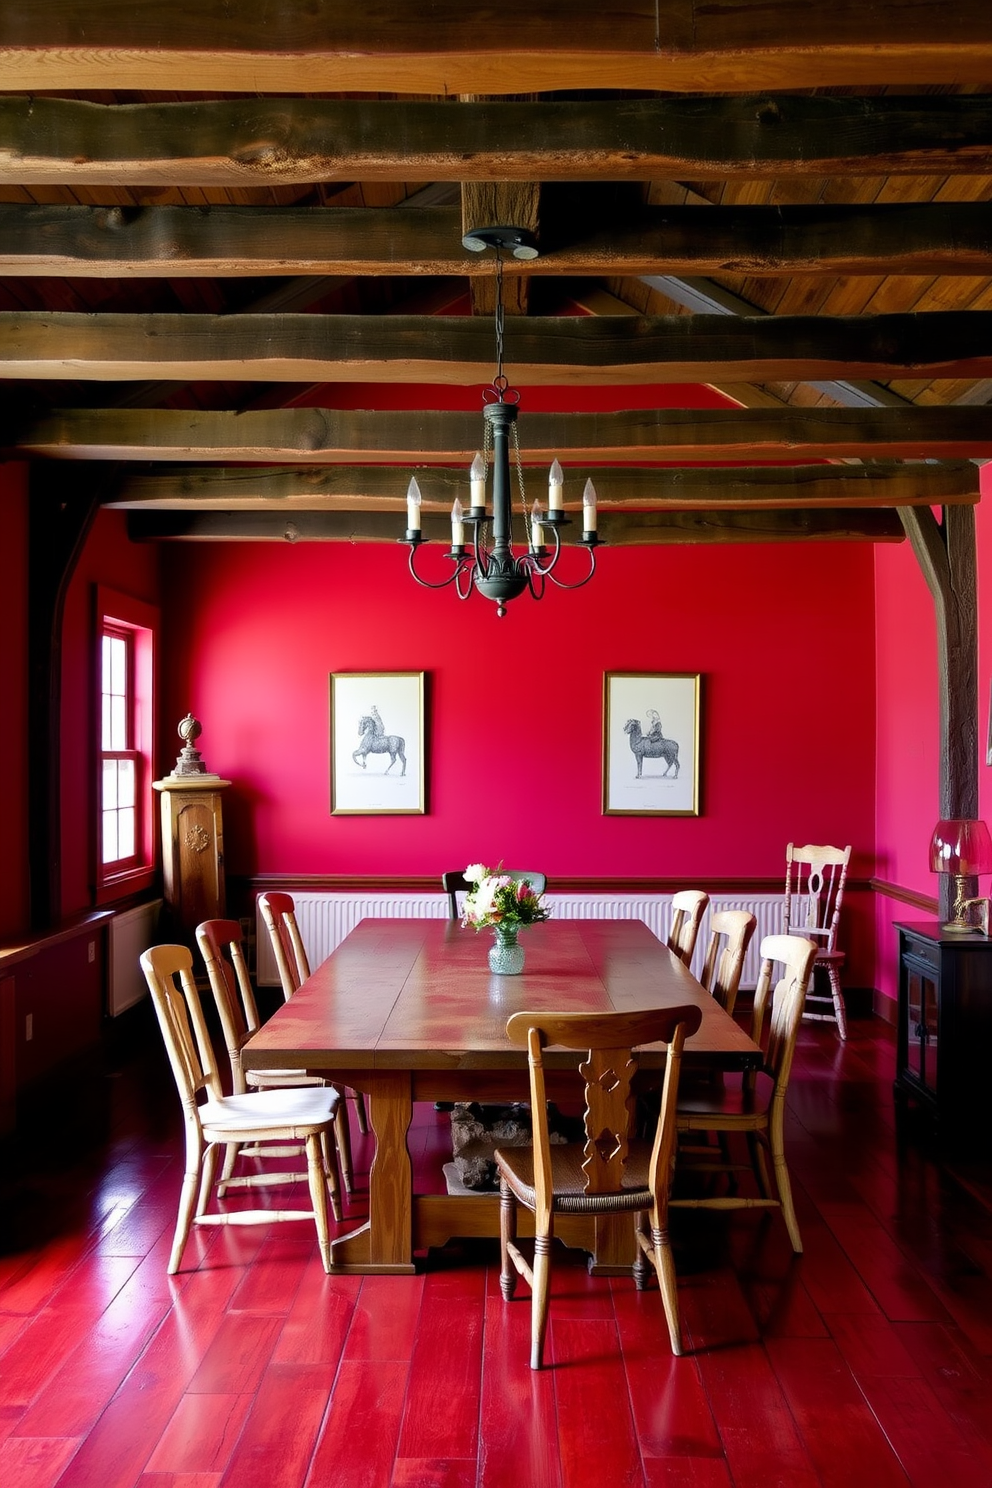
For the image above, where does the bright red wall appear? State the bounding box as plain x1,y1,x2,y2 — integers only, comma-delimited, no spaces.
60,508,161,917
160,536,877,888
0,462,29,938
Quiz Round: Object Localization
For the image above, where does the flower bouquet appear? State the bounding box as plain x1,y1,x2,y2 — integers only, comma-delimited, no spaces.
461,863,549,974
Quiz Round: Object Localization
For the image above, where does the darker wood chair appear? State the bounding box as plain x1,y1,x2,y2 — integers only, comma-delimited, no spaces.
442,869,548,921
494,1001,703,1369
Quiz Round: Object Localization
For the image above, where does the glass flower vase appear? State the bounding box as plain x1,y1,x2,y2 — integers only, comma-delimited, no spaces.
488,925,525,975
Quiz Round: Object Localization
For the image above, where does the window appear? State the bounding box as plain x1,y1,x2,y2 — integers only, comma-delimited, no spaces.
95,588,157,901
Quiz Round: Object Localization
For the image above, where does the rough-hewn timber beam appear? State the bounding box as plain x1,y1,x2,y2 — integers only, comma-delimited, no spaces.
103,462,979,512
6,312,992,386
9,407,992,464
126,507,906,544
2,3,991,93
3,95,992,184
4,202,992,279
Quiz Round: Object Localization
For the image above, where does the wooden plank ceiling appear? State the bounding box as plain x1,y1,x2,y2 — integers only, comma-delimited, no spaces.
1,0,991,545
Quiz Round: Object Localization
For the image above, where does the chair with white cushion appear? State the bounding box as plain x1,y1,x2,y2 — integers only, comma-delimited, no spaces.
140,943,342,1276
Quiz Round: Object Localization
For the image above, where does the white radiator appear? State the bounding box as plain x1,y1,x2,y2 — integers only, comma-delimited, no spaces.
256,892,784,989
108,898,163,1016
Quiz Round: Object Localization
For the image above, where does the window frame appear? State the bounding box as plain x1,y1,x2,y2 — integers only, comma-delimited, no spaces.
94,587,158,904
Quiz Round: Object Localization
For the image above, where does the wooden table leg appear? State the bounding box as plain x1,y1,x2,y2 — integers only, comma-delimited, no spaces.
330,1070,415,1274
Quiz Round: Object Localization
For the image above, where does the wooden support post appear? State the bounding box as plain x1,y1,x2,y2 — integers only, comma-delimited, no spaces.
899,504,979,920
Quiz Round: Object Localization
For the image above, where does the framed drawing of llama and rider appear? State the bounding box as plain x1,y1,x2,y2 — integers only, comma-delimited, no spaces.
330,671,426,814
603,672,701,816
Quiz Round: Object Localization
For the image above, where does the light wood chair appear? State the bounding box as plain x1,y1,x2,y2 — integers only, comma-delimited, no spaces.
140,943,342,1276
698,909,758,1018
443,869,548,922
784,842,852,1039
494,1001,703,1370
672,933,818,1253
196,918,354,1195
258,891,369,1149
667,889,709,966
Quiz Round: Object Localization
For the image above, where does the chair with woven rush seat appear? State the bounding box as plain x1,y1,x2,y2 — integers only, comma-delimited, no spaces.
258,891,368,1158
672,933,818,1253
667,889,709,967
443,869,547,922
140,944,342,1276
196,918,350,1195
784,842,852,1039
494,1001,703,1370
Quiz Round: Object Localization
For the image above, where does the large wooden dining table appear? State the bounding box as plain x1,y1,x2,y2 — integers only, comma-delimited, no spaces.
244,916,762,1275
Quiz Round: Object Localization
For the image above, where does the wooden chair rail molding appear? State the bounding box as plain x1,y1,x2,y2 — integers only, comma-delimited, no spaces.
0,909,112,971
235,874,876,898
871,878,938,914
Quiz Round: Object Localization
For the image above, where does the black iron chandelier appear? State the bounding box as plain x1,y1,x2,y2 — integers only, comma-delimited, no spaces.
401,225,602,617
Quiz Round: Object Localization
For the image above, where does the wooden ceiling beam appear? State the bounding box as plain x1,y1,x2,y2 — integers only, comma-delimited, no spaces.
4,202,992,279
2,3,991,94
10,406,992,463
125,507,906,545
3,94,992,184
103,461,979,511
6,311,992,386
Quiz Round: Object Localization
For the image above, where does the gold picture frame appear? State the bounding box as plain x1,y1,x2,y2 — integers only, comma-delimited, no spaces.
330,671,426,814
603,672,701,816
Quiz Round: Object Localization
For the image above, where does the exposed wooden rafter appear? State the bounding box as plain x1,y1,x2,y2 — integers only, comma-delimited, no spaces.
5,311,992,386
3,94,992,184
10,406,992,463
2,2,991,94
104,462,980,512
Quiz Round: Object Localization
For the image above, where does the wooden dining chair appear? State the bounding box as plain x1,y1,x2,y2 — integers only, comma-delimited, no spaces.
672,933,818,1253
442,869,548,922
494,1001,703,1370
784,842,852,1039
258,891,368,1145
667,889,709,966
196,918,353,1194
698,909,758,1018
140,944,342,1275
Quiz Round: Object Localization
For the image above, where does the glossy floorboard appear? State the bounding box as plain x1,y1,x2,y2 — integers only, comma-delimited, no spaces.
2,1009,992,1488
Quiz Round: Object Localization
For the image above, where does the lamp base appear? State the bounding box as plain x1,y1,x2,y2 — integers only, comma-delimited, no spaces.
940,918,981,934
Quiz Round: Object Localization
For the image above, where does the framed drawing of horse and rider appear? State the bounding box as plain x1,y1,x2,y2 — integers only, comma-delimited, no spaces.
603,672,701,816
330,672,426,814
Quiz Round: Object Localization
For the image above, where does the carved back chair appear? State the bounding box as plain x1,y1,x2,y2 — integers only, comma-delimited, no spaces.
783,842,852,1038
667,889,709,967
140,943,341,1275
673,933,818,1253
443,869,548,922
495,1001,702,1369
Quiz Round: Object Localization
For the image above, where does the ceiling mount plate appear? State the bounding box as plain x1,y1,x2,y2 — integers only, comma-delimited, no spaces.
461,225,539,260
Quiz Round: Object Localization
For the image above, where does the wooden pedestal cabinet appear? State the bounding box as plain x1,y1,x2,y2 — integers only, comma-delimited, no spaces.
153,775,231,939
895,920,992,1143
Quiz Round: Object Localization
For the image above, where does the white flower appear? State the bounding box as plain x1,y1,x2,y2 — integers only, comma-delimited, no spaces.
464,863,487,883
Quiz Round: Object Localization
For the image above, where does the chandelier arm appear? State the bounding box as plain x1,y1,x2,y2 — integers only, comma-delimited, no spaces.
525,563,546,603
528,520,562,578
407,544,469,591
544,546,599,590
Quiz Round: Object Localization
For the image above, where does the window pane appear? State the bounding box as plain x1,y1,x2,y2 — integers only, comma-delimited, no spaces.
118,760,135,808
102,634,113,690
117,808,135,860
102,810,118,864
103,758,118,810
109,635,126,697
110,696,127,750
102,693,112,750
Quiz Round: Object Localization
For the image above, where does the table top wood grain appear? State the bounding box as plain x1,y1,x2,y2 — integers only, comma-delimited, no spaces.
245,917,762,1072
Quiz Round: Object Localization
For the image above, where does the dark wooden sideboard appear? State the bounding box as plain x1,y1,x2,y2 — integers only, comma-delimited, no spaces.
895,920,992,1142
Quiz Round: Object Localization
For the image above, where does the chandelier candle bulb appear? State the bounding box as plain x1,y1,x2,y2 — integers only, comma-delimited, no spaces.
451,497,465,548
548,458,564,512
530,501,545,549
406,477,422,533
470,452,487,511
582,478,598,534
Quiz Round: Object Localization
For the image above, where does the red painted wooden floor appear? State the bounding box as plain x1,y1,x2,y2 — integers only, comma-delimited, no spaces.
2,1008,992,1488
